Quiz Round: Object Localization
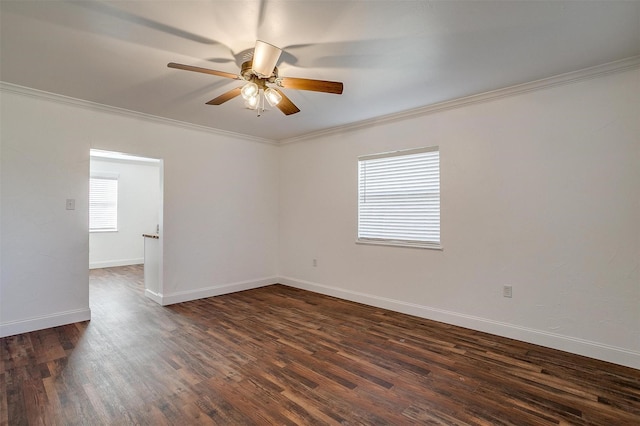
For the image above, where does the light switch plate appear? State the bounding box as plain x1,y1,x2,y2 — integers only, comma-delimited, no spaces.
66,199,75,210
503,285,513,298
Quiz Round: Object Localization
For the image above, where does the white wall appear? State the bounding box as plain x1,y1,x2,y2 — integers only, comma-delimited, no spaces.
89,157,160,269
278,68,640,368
1,67,638,369
0,86,279,337
1,91,91,335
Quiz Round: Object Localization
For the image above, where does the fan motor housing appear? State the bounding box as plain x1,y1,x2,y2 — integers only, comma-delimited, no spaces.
241,60,278,84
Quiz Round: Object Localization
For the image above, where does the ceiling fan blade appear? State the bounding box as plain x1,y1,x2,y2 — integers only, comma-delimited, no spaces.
274,89,300,115
278,77,343,94
252,40,282,77
168,62,239,80
206,87,243,105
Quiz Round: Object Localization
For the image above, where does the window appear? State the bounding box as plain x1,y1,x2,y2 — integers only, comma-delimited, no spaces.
358,146,440,249
89,172,119,232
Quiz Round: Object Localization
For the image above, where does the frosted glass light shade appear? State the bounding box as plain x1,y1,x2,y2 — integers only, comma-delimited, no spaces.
241,82,259,100
252,40,282,77
244,94,259,109
264,88,282,106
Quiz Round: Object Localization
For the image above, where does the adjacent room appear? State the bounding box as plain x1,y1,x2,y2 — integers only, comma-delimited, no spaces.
1,1,639,424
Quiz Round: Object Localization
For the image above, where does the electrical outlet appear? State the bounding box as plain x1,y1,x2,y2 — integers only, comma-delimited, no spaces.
503,285,513,298
312,259,317,267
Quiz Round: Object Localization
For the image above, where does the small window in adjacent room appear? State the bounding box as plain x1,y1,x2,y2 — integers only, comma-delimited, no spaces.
89,172,119,232
357,146,440,249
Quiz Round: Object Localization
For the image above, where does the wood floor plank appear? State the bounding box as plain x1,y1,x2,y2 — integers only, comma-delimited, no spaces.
2,265,639,425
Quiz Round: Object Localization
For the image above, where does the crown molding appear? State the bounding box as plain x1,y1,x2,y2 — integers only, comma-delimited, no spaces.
279,55,640,145
3,56,638,147
0,82,278,146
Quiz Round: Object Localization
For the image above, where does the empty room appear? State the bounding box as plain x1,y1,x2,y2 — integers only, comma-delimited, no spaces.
1,1,639,424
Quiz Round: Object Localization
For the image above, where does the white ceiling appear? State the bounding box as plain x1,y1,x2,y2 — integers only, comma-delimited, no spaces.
1,1,639,141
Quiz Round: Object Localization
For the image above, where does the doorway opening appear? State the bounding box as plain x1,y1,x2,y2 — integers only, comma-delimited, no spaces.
89,149,163,303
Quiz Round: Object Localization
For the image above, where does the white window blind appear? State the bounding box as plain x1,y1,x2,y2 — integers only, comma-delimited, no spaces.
90,172,119,231
358,146,440,248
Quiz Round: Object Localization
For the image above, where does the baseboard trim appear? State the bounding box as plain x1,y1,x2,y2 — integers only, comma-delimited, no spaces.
159,276,279,306
279,276,640,370
0,308,91,338
144,289,163,305
89,258,143,269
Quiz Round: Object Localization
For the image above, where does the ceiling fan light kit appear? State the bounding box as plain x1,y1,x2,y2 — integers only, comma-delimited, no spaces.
264,87,282,107
240,82,259,100
244,94,259,110
168,40,343,116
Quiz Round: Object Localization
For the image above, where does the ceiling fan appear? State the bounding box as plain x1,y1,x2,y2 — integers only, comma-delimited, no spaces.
168,40,343,116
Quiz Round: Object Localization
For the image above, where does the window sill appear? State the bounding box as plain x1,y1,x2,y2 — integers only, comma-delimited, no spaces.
90,229,118,233
356,238,442,250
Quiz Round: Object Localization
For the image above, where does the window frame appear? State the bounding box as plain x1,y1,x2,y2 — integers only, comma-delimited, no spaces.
89,171,119,233
357,146,441,250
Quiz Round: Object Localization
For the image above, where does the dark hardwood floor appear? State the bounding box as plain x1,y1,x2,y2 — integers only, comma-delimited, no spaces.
2,265,639,425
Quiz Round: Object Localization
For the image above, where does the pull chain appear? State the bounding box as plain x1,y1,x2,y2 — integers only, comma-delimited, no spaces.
257,90,264,117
